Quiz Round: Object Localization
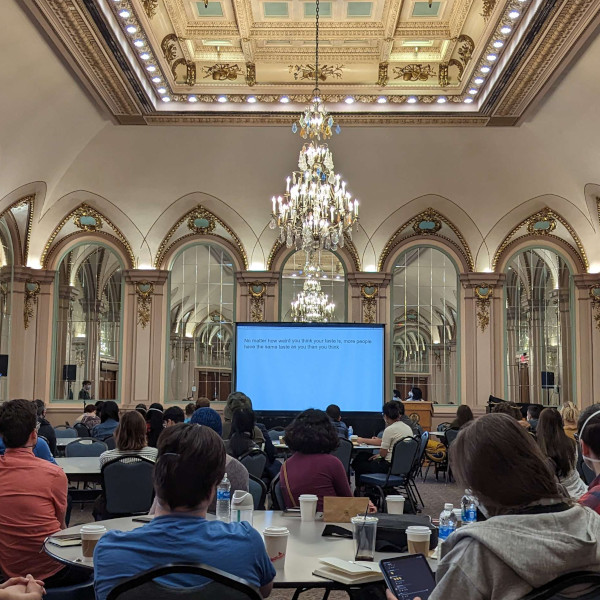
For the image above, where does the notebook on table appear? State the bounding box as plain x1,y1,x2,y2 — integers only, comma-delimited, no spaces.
313,557,383,585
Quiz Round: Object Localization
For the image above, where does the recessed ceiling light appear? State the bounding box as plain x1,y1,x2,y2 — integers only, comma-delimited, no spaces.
508,10,520,18
134,40,144,48
468,89,478,95
157,87,166,94
377,96,387,104
406,96,418,104
146,65,156,72
162,97,171,103
493,40,504,48
126,25,137,34
345,96,355,104
247,96,257,103
437,96,447,104
279,96,290,103
188,96,198,103
152,76,161,83
464,98,474,104
500,25,512,34
140,53,150,60
474,77,484,85
118,10,130,18
217,95,227,103
486,54,497,61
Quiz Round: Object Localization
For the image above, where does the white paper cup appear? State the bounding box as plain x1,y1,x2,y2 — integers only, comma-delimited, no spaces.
263,526,289,570
386,495,405,515
406,525,431,556
299,494,318,521
350,435,358,442
453,508,462,526
80,524,107,560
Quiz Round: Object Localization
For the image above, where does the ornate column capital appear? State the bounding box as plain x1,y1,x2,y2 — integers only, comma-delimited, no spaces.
123,270,168,329
236,271,280,322
123,269,169,286
347,272,391,324
460,273,506,332
574,275,600,331
460,272,506,289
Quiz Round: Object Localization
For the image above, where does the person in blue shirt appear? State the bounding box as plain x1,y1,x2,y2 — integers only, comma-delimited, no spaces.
91,400,119,441
94,423,276,600
0,432,56,464
326,404,349,439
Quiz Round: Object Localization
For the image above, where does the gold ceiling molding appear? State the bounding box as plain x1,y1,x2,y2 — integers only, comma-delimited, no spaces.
596,197,600,226
154,205,248,269
480,0,498,20
0,195,35,266
40,203,135,269
289,64,344,82
378,208,474,271
142,0,159,19
492,208,588,271
202,64,243,81
393,64,436,82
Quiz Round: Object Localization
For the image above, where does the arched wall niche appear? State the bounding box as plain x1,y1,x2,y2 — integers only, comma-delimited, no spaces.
0,195,36,267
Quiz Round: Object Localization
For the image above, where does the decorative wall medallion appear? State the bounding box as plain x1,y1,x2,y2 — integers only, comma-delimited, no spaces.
202,64,242,81
481,0,497,19
457,35,475,65
378,62,389,87
590,285,600,331
142,0,158,18
527,210,557,234
393,64,436,82
135,281,154,328
246,63,256,87
161,34,178,63
360,283,379,324
249,282,266,323
24,281,40,330
474,284,493,332
73,206,103,232
412,210,442,234
289,64,344,82
187,209,216,234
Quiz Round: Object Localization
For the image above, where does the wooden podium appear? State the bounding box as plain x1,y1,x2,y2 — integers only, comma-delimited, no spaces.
402,401,434,431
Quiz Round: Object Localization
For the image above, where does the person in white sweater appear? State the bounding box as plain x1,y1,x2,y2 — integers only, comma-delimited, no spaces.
98,411,157,467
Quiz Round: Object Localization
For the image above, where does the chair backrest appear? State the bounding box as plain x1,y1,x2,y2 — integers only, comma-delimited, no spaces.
248,474,267,510
55,426,78,438
267,429,282,441
445,429,459,447
520,571,600,600
330,438,353,475
105,435,116,450
437,422,451,432
102,455,155,516
65,438,108,457
389,437,420,477
417,431,429,464
238,450,267,479
270,472,286,511
106,563,263,600
74,423,91,437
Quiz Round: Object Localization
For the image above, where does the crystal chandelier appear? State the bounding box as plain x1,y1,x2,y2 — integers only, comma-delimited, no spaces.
270,0,359,253
290,255,335,322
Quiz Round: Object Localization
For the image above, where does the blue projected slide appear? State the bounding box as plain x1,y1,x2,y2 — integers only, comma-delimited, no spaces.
235,323,384,412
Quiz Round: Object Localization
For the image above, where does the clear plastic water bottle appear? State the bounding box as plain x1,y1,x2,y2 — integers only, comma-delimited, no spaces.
216,473,231,522
461,490,477,524
348,425,354,439
438,503,457,541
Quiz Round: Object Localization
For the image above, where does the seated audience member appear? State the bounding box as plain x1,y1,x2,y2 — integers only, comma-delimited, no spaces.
76,403,101,429
0,575,46,599
392,390,402,400
163,406,185,427
195,397,211,409
134,403,147,418
0,432,56,464
449,405,474,431
94,423,275,600
145,403,164,448
406,387,423,401
33,399,57,456
282,409,353,512
94,400,105,418
92,400,119,441
326,404,349,439
527,403,544,433
562,402,580,440
98,411,158,468
418,413,600,600
184,402,196,423
0,399,90,587
492,401,528,426
577,404,600,513
353,401,414,479
226,409,259,459
537,408,587,499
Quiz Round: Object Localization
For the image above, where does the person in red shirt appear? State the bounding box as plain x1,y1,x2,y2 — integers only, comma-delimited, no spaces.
578,404,600,514
0,399,90,588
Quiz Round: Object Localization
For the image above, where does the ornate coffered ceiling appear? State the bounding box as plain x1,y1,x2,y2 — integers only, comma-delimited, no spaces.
21,0,600,124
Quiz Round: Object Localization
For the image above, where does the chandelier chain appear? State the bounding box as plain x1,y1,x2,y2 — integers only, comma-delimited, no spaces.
314,0,320,95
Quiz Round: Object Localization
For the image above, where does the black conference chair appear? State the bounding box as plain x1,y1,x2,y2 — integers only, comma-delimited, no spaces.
55,426,78,438
45,580,94,600
74,423,91,437
437,422,451,432
65,438,108,457
104,435,116,450
330,438,353,478
248,474,267,510
101,455,155,517
520,571,600,600
106,563,262,600
238,449,267,480
269,472,286,511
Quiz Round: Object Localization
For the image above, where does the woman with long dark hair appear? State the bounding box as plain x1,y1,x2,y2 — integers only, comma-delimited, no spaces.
449,405,474,430
145,403,164,448
226,409,258,459
537,408,587,499
91,400,119,441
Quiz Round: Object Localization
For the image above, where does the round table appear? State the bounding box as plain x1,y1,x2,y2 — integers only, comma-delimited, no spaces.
44,511,435,589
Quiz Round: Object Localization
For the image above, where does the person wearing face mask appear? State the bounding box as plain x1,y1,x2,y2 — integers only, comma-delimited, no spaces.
577,404,600,514
405,387,423,401
78,380,93,401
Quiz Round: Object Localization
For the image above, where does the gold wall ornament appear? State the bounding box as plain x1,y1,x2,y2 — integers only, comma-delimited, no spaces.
474,284,493,332
527,209,557,234
289,64,344,82
172,59,197,85
448,58,464,81
135,282,154,329
480,0,497,19
590,285,600,331
161,34,178,64
412,209,443,235
249,282,266,323
438,63,449,87
142,0,158,19
377,62,389,87
393,64,436,82
24,281,40,330
246,63,256,87
187,208,216,234
202,63,243,81
360,283,378,324
457,35,475,65
73,205,103,232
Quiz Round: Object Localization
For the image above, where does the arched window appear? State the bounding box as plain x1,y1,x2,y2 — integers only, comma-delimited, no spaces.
53,243,123,401
168,243,235,402
505,248,573,406
280,250,346,322
0,217,13,401
391,247,459,404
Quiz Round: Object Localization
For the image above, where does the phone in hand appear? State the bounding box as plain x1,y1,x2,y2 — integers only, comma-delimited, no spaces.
380,554,436,600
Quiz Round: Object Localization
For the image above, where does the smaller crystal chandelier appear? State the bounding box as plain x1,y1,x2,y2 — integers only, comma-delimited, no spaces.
290,252,335,323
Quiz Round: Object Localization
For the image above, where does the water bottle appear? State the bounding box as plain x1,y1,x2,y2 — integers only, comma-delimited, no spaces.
348,425,354,439
438,503,457,541
216,473,231,522
461,490,477,524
